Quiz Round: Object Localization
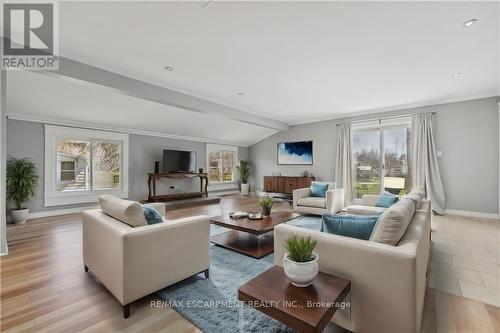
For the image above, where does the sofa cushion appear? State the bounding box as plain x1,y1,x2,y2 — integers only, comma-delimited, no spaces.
99,194,147,227
321,214,379,240
370,198,416,245
346,205,386,215
375,194,399,208
405,190,425,209
298,197,326,208
143,204,164,225
310,183,329,197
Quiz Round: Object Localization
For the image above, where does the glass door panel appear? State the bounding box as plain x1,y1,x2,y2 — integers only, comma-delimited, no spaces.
383,128,411,195
352,130,381,198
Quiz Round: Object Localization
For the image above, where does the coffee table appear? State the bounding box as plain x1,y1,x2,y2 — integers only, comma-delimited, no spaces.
238,265,351,333
210,211,298,259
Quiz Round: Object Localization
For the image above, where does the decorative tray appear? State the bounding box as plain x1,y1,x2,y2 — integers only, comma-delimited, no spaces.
230,211,249,219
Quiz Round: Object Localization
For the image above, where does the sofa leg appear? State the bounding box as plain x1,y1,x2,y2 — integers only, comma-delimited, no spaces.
204,269,209,279
123,304,130,319
84,265,89,272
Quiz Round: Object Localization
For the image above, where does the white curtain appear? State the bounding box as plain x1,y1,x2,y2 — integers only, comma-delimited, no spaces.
412,114,446,214
335,123,353,204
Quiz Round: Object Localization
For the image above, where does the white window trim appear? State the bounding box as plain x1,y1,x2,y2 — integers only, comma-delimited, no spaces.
44,125,129,207
206,143,238,191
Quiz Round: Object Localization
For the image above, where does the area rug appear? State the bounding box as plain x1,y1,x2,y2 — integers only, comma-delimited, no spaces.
156,246,293,333
157,215,322,333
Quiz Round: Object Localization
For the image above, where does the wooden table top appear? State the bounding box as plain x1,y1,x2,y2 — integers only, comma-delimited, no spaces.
238,266,351,333
210,211,299,235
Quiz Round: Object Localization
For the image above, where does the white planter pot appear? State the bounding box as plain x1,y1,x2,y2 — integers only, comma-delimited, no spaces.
283,251,319,287
241,183,250,196
11,208,29,224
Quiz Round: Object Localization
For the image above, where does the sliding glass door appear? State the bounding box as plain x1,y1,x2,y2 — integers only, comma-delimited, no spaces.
352,119,411,199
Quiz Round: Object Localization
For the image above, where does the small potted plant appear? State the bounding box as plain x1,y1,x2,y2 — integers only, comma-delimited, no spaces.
283,235,319,287
7,157,39,224
259,195,274,216
237,160,250,196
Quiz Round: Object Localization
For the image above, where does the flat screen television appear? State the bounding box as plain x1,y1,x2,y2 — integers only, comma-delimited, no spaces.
163,150,197,173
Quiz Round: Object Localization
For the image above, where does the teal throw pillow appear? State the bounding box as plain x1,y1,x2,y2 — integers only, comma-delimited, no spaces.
143,204,163,225
310,183,329,197
375,194,399,208
321,214,379,240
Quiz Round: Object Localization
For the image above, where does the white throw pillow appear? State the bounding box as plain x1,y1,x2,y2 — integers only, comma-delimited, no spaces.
370,198,416,246
99,194,147,227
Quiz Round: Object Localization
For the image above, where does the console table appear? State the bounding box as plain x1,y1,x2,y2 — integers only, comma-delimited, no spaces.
147,172,208,202
263,176,315,195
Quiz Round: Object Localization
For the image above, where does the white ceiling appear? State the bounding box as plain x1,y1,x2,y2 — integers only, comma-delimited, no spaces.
6,1,500,145
6,71,276,147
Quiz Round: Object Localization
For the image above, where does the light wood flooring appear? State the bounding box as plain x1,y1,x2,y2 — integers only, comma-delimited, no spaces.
1,195,499,332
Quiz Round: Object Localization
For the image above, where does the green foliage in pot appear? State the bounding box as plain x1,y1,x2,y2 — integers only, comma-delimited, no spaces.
236,160,250,184
6,157,39,210
284,234,318,262
259,195,274,208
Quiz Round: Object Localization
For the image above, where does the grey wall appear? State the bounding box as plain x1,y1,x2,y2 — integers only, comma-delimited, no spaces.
6,118,248,214
249,97,500,215
1,71,7,254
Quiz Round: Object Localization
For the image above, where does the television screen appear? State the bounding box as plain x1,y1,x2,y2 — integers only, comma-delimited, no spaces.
163,150,197,173
277,141,313,165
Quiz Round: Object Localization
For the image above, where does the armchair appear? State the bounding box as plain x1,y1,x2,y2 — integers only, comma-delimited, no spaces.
293,181,344,215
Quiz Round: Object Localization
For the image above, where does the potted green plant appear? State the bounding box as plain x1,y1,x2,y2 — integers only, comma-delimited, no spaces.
283,235,319,287
7,157,39,224
237,160,251,196
259,195,274,216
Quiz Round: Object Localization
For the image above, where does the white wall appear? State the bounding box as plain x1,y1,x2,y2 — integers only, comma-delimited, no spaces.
1,71,7,254
249,97,500,216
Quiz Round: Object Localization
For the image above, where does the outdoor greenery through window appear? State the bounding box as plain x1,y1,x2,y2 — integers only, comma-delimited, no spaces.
352,119,411,199
56,139,121,192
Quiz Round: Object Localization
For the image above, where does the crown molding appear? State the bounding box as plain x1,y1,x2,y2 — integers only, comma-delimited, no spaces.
7,113,251,147
288,91,500,126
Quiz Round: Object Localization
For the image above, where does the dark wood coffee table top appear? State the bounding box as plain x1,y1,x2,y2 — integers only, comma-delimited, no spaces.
238,265,351,333
210,211,299,235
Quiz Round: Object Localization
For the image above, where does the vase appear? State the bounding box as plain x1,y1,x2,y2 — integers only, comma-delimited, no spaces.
261,206,271,216
11,208,29,224
241,183,250,196
283,252,319,287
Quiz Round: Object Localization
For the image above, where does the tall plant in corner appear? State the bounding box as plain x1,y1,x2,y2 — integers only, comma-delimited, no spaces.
7,157,39,224
237,160,251,196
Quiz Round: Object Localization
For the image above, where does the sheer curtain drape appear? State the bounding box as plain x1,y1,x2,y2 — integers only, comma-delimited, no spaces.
335,123,353,204
411,114,446,214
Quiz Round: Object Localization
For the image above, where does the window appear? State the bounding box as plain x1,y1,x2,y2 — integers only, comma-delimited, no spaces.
352,118,411,199
206,144,237,187
45,125,129,206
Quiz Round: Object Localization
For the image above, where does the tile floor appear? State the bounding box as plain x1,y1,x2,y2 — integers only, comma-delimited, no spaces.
428,213,500,307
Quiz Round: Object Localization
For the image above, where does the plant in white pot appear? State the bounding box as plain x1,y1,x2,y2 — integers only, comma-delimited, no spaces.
7,157,39,224
283,235,319,287
237,160,251,196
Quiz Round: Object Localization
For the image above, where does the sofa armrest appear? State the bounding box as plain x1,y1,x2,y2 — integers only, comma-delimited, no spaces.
326,188,345,213
274,223,418,332
293,188,311,210
361,194,380,206
122,215,210,304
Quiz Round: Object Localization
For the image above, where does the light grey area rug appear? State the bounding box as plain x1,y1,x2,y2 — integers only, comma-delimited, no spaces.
157,215,322,333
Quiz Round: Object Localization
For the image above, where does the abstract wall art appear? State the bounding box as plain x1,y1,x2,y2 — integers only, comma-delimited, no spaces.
277,141,313,165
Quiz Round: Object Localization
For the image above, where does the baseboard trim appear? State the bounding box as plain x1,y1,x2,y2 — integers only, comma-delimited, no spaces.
444,209,499,220
7,206,99,222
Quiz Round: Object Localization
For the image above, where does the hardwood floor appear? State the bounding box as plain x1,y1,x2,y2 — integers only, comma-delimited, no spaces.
1,195,499,333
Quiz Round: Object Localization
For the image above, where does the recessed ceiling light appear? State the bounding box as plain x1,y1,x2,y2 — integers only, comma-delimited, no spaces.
463,19,478,27
164,66,174,71
237,92,245,96
451,72,461,77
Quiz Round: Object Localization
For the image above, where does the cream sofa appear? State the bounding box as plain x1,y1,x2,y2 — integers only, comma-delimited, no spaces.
293,181,345,215
346,194,388,215
83,200,210,318
275,198,431,332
